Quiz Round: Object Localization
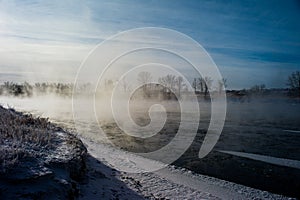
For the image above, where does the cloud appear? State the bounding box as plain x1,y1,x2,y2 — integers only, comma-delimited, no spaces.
0,36,93,83
0,0,299,88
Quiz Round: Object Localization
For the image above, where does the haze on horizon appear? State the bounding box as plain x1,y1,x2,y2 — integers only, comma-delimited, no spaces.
0,0,299,89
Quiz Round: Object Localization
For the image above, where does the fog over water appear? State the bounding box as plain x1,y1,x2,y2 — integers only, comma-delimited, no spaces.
1,94,299,142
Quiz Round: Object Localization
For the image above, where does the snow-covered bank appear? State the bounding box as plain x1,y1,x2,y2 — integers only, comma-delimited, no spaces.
0,106,87,199
79,138,294,200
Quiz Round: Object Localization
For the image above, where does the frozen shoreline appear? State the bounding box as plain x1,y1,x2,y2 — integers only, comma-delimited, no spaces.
79,137,294,200
0,105,87,199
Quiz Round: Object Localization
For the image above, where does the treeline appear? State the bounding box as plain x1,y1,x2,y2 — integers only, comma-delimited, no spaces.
192,77,227,96
1,71,299,99
109,71,266,100
135,72,190,100
0,82,73,97
121,72,227,100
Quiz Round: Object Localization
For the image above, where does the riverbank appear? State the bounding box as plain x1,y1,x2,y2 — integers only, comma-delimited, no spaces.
0,105,87,199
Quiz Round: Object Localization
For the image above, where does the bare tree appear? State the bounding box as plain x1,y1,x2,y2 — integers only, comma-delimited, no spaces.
218,78,227,93
175,76,185,98
119,78,131,93
197,77,205,93
250,84,266,94
287,71,300,97
204,77,213,97
105,79,114,91
192,78,197,93
138,72,152,85
137,71,152,95
158,74,176,91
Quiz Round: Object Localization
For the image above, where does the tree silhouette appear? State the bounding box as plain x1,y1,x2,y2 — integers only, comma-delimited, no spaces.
287,71,300,97
218,78,227,94
119,78,131,93
197,77,205,93
158,75,176,91
204,77,213,97
175,76,185,98
137,71,152,96
192,78,197,93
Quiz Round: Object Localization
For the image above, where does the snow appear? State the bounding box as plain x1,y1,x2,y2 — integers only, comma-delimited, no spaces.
283,130,300,133
218,150,300,170
79,138,293,200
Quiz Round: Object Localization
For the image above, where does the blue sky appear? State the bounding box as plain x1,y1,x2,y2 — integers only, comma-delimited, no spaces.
0,0,299,89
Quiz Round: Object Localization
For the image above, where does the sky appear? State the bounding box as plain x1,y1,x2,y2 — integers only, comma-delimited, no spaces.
0,0,299,89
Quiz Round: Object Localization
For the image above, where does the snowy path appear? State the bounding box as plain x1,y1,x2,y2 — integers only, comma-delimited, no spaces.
79,138,292,200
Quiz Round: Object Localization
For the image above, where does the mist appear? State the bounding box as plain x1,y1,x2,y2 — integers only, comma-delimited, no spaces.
1,86,299,145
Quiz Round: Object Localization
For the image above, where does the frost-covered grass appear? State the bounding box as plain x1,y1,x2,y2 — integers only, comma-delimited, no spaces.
0,105,88,199
0,105,60,173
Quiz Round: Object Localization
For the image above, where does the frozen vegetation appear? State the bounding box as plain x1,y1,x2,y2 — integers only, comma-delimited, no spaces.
0,105,87,199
